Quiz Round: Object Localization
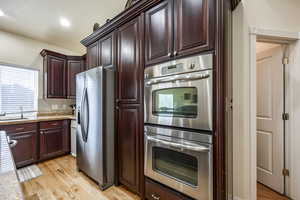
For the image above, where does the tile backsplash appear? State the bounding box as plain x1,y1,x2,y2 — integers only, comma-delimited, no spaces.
38,98,75,113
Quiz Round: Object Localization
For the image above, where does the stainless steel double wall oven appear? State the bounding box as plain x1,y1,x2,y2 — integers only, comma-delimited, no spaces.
144,54,213,200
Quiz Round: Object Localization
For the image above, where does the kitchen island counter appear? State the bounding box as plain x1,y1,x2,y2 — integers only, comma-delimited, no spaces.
0,131,24,200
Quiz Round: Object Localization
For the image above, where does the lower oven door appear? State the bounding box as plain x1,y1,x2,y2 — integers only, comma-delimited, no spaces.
145,134,213,200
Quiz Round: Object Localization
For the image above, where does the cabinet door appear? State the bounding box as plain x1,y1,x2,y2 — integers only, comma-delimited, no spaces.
174,0,214,56
87,41,100,69
67,60,82,99
145,0,173,65
10,131,37,168
117,105,141,194
40,128,64,160
117,17,142,104
99,33,114,67
47,56,67,98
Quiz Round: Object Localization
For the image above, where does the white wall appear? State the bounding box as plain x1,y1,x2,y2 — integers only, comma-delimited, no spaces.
243,0,300,32
233,1,300,199
0,30,81,112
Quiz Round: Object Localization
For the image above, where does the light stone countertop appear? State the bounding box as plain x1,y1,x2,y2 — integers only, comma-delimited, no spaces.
0,131,24,200
0,115,76,126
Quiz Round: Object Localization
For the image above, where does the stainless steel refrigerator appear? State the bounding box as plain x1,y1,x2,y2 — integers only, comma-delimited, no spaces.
76,66,115,190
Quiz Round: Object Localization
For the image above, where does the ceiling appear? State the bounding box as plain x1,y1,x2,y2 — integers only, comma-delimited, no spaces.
0,0,127,54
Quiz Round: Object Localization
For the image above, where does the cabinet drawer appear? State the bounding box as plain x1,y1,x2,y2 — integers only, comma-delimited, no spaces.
0,123,37,134
146,178,190,200
40,120,63,130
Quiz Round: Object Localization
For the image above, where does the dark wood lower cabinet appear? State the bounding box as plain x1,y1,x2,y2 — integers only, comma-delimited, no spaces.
10,131,38,168
40,120,70,160
146,178,191,200
0,120,70,168
117,105,141,194
40,128,64,160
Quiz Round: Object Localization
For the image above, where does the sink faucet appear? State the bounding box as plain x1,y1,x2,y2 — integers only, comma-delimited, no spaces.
20,106,24,119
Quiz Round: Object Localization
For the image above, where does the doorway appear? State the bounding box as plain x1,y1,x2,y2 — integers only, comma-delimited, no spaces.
255,42,288,199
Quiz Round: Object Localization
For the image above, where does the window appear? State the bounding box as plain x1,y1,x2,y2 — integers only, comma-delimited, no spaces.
0,64,38,114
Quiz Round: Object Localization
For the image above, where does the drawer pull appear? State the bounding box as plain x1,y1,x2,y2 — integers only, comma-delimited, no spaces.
151,194,160,200
16,127,24,131
51,123,58,126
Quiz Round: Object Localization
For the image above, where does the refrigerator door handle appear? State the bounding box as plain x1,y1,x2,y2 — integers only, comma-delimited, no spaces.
84,89,90,141
81,88,87,142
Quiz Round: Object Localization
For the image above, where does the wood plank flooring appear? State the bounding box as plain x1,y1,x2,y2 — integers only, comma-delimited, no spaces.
21,155,291,200
257,183,289,200
22,155,140,200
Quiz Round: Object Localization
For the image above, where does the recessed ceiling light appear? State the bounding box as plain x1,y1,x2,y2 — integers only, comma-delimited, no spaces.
60,17,71,27
0,9,5,17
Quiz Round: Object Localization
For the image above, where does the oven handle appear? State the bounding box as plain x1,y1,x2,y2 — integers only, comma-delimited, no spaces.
147,136,210,152
145,73,210,86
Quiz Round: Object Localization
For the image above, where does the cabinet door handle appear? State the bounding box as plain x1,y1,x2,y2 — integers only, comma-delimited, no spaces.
173,51,178,56
151,194,160,200
167,52,171,57
51,123,58,126
40,131,44,135
16,127,24,131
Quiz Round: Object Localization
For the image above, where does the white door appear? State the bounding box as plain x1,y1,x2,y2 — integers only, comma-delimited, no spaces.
256,45,284,194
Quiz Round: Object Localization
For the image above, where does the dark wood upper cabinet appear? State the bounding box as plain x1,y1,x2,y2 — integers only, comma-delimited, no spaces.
67,58,84,99
99,33,114,67
117,17,142,104
145,0,173,65
144,0,214,65
117,105,141,194
174,0,214,56
87,41,100,69
46,56,67,98
10,131,38,168
41,50,85,99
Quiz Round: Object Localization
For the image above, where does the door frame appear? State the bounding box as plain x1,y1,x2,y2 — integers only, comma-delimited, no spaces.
233,25,299,199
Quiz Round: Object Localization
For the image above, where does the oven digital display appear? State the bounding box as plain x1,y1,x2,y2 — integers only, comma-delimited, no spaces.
161,63,184,75
152,87,198,118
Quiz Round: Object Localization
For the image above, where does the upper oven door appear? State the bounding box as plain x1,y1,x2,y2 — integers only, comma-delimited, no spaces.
144,70,212,130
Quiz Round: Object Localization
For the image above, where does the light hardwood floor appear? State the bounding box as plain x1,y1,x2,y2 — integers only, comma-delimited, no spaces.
257,183,289,200
22,155,140,200
21,155,291,200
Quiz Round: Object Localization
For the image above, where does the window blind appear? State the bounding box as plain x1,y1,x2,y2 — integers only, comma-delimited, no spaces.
0,64,38,114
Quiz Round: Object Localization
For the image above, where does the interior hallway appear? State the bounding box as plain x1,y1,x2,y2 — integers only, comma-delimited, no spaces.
257,183,289,200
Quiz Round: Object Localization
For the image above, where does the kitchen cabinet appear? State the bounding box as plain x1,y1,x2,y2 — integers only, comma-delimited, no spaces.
10,131,38,168
40,120,70,160
86,33,115,69
145,0,214,65
41,50,86,99
99,33,114,67
174,0,214,56
45,55,67,98
116,16,144,195
80,0,226,198
145,178,191,200
117,18,142,104
87,41,100,69
0,120,70,167
117,105,141,194
145,0,173,65
0,123,38,168
67,57,86,99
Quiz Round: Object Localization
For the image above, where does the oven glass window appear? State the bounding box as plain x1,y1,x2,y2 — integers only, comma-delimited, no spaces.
152,147,198,186
152,87,197,118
